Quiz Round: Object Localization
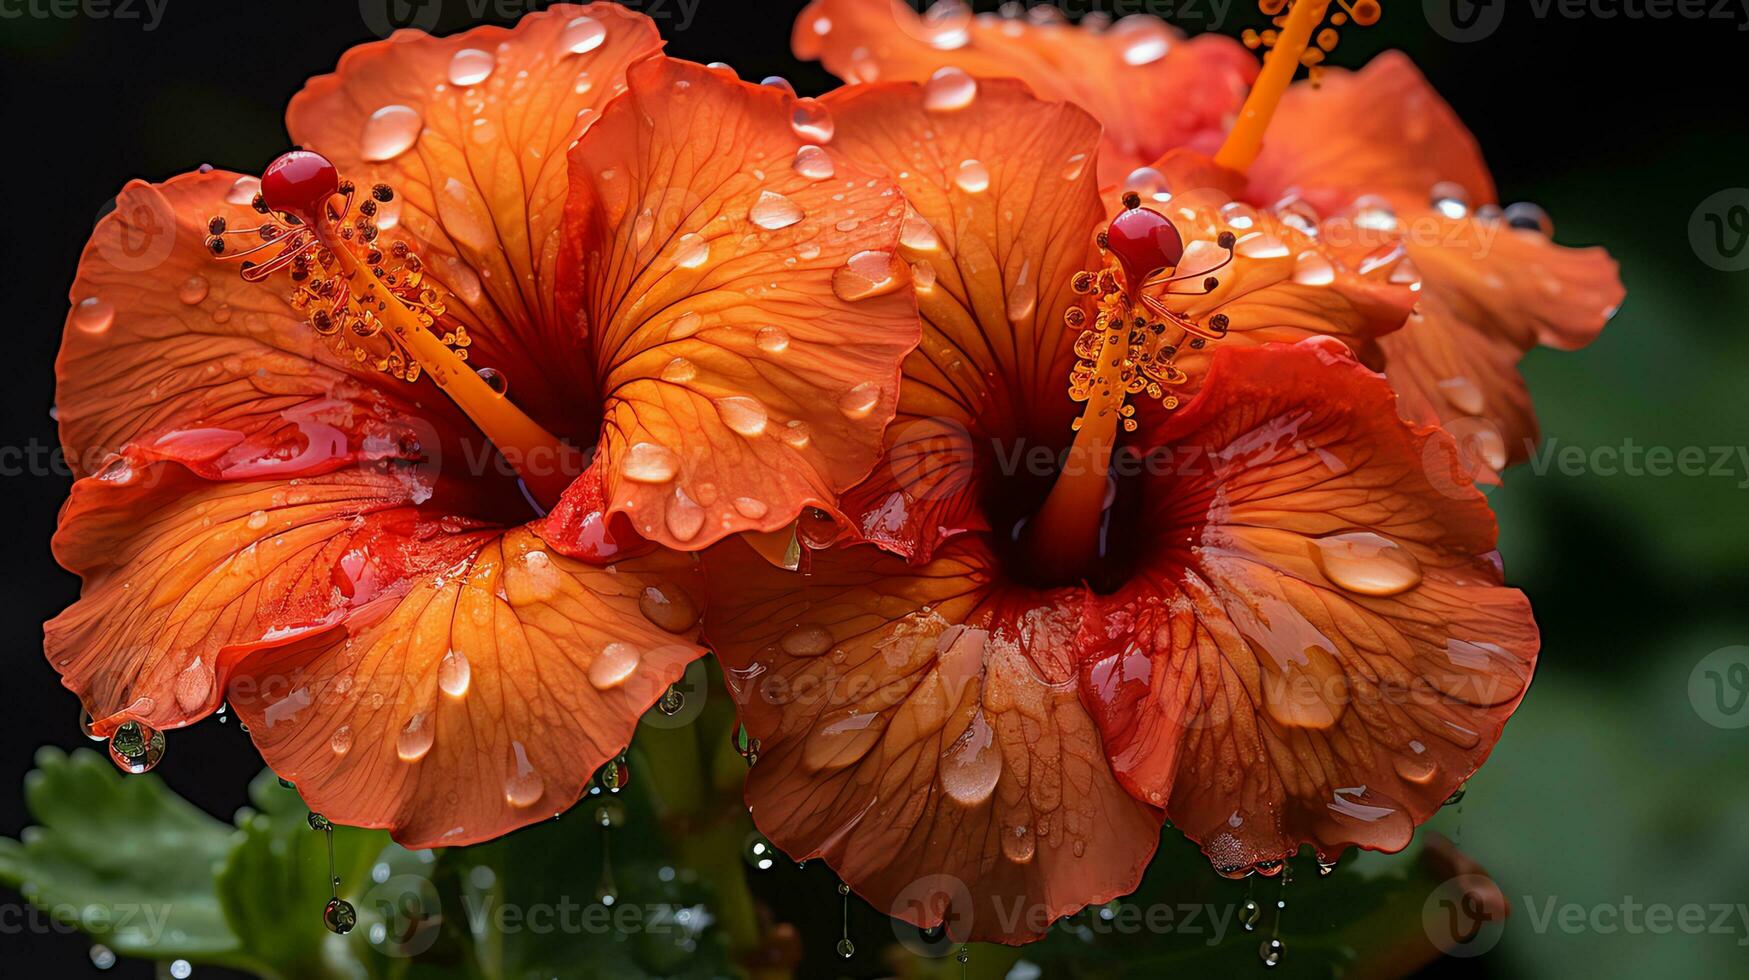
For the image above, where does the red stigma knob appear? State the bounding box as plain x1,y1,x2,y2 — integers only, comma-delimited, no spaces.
1106,207,1184,295
260,150,340,220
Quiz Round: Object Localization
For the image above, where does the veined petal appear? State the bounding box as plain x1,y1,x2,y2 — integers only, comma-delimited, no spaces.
793,0,1256,185
57,171,448,480
704,536,1161,944
1077,340,1537,868
286,2,665,424
820,79,1104,560
546,57,918,553
48,461,704,846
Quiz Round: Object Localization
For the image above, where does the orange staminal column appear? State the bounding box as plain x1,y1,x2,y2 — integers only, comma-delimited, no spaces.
242,150,576,508
1215,0,1332,173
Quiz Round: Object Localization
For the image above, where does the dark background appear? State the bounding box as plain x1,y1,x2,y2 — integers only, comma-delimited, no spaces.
3,1,1748,976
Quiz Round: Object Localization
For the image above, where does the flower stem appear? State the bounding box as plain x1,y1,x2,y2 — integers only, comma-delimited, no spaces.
1215,0,1330,172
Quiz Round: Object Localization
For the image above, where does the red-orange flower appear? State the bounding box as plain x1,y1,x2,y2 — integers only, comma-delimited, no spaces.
47,4,917,846
703,65,1541,943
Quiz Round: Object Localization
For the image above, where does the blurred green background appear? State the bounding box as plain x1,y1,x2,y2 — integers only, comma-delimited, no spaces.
2,1,1747,977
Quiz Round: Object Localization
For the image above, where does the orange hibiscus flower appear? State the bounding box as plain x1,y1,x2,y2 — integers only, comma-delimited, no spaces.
47,4,917,847
701,2,1582,944
795,0,1623,477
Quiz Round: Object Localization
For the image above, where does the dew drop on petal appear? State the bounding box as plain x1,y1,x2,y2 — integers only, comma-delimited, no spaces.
923,67,977,111
750,190,805,230
504,742,545,807
661,357,698,384
781,624,834,656
717,395,769,436
1236,232,1291,260
953,159,990,193
940,712,1001,806
639,583,701,633
1312,531,1424,597
73,296,114,334
732,496,769,519
330,725,354,756
226,175,261,205
793,144,835,181
665,486,705,541
666,310,702,340
837,381,881,420
589,642,642,689
900,208,940,250
1438,376,1486,416
832,250,904,302
396,713,434,762
1062,152,1089,181
673,233,710,269
1123,166,1171,202
623,442,679,483
1118,19,1172,65
177,275,209,305
1292,250,1336,286
439,649,472,698
559,14,607,54
360,105,423,162
790,99,835,142
447,48,496,86
1430,181,1470,220
756,326,790,353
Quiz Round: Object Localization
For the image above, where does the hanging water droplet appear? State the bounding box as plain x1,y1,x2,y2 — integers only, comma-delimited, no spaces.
743,832,777,871
476,366,507,396
750,190,805,230
790,99,835,142
360,104,423,162
656,685,686,716
73,295,115,334
733,723,761,766
1317,855,1338,876
324,897,357,935
595,753,630,793
1445,782,1468,806
447,48,496,86
1259,937,1285,967
168,959,193,979
108,720,165,774
793,144,835,180
559,14,607,54
953,159,990,193
956,944,971,964
1240,898,1262,931
836,938,856,958
593,796,627,828
177,275,210,306
1312,531,1424,597
622,442,680,483
923,66,978,112
308,812,333,831
89,944,116,970
79,709,105,742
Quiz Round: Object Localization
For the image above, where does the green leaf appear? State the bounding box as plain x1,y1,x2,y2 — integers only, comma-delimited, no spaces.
0,746,241,962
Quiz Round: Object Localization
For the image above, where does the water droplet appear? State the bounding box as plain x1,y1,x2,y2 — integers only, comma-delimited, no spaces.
831,250,903,301
1123,166,1171,202
168,959,193,979
665,486,705,540
639,583,701,633
923,0,970,49
439,649,471,697
324,897,357,935
760,75,796,95
1241,898,1262,930
837,937,857,958
781,623,834,656
673,233,709,269
733,496,769,519
655,685,685,716
756,326,790,353
1118,21,1172,65
1006,260,1036,322
397,713,434,762
837,381,881,420
1235,232,1290,260
307,812,333,831
594,796,627,827
330,725,354,755
1445,782,1468,806
1000,823,1036,863
1430,181,1470,220
177,275,209,305
743,831,777,870
447,48,496,86
953,159,990,193
1438,376,1486,416
1292,250,1336,287
717,395,769,436
900,209,940,250
733,724,761,765
1504,202,1553,235
1062,152,1089,181
79,709,105,741
89,944,116,970
226,175,261,205
108,720,165,774
750,190,805,230
476,366,507,396
940,712,1001,806
1312,531,1424,596
504,742,545,807
622,442,679,483
595,753,630,792
360,105,423,162
589,642,642,689
793,144,835,180
790,99,835,142
559,14,607,54
923,66,977,111
1260,937,1285,967
73,296,115,334
661,357,698,383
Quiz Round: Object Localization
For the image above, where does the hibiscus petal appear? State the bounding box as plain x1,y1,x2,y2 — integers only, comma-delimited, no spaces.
285,2,664,424
58,170,449,481
819,78,1103,560
1246,52,1495,216
1077,340,1537,869
704,536,1161,944
48,460,703,846
547,57,918,552
792,0,1256,185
